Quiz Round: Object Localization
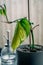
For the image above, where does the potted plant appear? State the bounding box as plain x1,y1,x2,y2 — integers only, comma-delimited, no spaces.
0,4,43,65
11,16,43,65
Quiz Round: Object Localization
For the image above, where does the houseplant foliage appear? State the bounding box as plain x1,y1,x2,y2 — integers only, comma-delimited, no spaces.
0,4,35,51
11,18,34,51
0,4,43,65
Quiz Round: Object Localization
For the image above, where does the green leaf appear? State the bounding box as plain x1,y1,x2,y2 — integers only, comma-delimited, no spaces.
0,9,3,15
3,4,6,16
3,8,6,16
11,18,31,51
0,4,6,16
20,18,31,36
11,21,27,50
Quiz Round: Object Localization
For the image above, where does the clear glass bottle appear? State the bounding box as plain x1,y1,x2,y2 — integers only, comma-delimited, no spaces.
1,30,16,65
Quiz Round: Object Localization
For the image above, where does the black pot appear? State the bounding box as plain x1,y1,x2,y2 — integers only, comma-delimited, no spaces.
16,44,43,65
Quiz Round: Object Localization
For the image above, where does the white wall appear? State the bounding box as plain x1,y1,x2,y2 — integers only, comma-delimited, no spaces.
29,0,43,45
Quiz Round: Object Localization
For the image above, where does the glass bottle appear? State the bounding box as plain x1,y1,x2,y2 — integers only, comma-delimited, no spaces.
1,30,16,65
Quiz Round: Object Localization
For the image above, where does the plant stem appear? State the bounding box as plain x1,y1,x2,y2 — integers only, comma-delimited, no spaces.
31,29,34,49
32,24,39,30
5,14,9,22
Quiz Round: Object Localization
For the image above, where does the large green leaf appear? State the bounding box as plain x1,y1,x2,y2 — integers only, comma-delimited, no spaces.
11,21,26,50
11,18,31,51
